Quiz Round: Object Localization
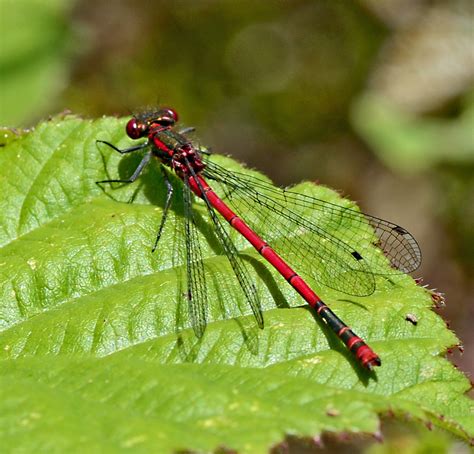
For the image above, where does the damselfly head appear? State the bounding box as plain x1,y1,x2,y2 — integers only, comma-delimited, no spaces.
157,107,179,125
125,118,147,139
145,107,179,127
126,108,179,140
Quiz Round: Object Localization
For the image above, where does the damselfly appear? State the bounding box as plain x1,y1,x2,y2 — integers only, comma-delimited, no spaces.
97,108,421,370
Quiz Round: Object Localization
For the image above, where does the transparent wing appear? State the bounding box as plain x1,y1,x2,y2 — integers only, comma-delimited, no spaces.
183,176,208,336
203,161,421,297
188,166,264,328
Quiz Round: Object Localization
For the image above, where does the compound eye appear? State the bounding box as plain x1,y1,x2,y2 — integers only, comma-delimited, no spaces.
160,107,179,125
126,118,145,139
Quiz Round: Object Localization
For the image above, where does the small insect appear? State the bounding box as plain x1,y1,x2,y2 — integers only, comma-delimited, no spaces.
326,408,340,417
97,107,422,369
405,313,418,325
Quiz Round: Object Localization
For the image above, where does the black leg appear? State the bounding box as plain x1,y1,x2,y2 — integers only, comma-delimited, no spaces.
152,166,174,252
96,140,149,154
127,181,144,204
96,152,152,185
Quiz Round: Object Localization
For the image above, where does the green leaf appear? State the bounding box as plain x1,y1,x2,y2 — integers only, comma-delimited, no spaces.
0,116,472,452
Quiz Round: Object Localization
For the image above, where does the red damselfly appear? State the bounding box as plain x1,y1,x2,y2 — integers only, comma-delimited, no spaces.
97,108,421,370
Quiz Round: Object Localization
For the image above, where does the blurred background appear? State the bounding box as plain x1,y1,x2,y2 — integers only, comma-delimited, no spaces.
1,0,472,451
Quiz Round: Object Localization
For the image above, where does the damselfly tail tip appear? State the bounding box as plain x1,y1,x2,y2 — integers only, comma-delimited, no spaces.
356,345,381,370
365,356,382,371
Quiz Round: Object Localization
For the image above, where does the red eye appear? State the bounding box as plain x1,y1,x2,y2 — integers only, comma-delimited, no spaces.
126,118,146,139
160,107,178,124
